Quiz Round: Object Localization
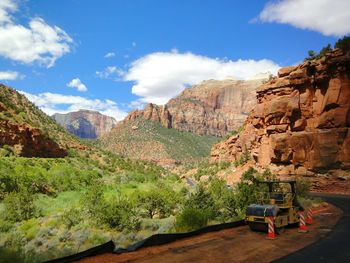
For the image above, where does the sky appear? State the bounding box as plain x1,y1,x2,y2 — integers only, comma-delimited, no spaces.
0,0,349,120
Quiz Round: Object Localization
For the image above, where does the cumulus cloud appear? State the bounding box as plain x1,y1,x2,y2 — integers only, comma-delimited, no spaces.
124,51,280,105
104,52,115,58
258,0,350,37
19,91,127,121
0,0,73,67
96,66,125,80
67,78,87,92
0,70,20,80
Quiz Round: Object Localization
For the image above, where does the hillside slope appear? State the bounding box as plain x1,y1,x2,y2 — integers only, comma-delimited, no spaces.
98,118,218,165
52,110,116,139
0,84,85,157
126,78,266,137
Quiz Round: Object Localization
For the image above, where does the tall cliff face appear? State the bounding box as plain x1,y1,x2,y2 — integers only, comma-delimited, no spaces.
211,49,350,175
52,110,116,139
126,79,266,137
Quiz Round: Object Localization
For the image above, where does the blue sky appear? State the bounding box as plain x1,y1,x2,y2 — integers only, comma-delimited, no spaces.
0,0,349,120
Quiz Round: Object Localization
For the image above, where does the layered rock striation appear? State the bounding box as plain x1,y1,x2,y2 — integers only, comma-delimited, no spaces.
0,120,67,157
211,49,350,174
125,79,266,137
52,110,116,139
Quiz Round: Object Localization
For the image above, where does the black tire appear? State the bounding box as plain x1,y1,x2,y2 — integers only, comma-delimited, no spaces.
275,226,285,234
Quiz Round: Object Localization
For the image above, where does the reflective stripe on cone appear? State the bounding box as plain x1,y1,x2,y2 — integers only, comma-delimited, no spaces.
307,208,313,224
266,217,277,239
298,211,308,233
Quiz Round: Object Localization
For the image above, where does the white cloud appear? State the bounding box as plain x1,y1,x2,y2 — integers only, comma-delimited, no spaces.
96,66,125,80
0,70,19,80
258,0,350,37
19,91,127,121
0,0,73,67
124,51,280,105
104,52,115,58
67,78,87,92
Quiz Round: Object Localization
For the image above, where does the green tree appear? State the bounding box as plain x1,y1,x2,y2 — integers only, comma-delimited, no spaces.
185,184,218,220
335,36,350,52
99,196,140,231
136,186,178,219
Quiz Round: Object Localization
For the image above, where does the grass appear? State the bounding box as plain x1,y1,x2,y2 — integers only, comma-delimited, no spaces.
36,191,82,216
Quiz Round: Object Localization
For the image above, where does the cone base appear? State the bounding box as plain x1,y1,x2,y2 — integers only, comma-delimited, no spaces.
265,236,278,240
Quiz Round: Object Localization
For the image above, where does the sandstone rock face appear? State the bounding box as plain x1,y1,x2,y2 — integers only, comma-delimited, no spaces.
0,120,67,157
126,79,266,136
211,49,350,173
52,110,116,139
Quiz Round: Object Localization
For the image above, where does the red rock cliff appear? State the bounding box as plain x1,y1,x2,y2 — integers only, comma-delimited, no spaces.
211,49,350,174
125,79,265,136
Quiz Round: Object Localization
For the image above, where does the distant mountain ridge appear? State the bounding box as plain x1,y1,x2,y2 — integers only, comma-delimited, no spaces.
52,110,116,139
125,78,267,137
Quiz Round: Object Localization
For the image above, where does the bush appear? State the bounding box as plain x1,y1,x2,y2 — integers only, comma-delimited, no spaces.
296,178,310,197
184,184,218,220
3,190,38,222
136,186,178,219
61,207,84,229
99,197,140,231
175,207,210,232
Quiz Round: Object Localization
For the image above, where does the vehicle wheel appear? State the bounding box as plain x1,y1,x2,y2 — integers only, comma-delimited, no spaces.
275,226,285,234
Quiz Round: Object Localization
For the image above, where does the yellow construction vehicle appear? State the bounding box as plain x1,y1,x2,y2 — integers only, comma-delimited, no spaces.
245,180,303,233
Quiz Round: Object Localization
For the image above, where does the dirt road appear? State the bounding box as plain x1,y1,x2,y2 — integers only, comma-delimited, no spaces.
79,202,341,263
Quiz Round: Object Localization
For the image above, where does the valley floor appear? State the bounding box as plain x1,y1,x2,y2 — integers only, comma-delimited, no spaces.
79,202,341,263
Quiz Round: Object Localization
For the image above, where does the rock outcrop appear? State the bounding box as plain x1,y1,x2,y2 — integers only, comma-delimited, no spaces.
126,79,266,137
52,110,116,139
211,49,350,174
0,120,67,157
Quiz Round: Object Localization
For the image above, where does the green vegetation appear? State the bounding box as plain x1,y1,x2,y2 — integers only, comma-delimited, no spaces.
305,36,350,61
98,118,219,164
0,155,180,262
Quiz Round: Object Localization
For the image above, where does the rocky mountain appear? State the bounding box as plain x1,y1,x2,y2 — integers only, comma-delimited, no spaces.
98,118,218,166
126,78,267,137
0,85,86,157
211,49,350,177
52,110,116,139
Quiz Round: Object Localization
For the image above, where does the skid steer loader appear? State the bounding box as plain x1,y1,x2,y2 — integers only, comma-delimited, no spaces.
245,180,303,233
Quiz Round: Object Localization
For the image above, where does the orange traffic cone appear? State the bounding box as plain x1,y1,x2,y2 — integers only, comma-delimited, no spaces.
298,211,308,233
307,208,313,225
266,217,277,240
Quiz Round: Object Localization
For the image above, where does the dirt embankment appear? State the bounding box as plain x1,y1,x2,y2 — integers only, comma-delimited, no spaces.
78,202,341,263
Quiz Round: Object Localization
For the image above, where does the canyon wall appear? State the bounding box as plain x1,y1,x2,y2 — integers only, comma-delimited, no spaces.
211,49,350,175
125,79,266,136
52,110,116,139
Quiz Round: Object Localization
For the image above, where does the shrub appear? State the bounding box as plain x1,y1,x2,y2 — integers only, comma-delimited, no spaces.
99,197,140,231
184,184,218,220
296,178,310,197
61,207,84,229
136,186,178,219
175,207,210,232
3,190,38,222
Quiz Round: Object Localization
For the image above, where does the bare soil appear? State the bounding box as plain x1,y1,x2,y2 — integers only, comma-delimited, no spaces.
78,203,342,263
